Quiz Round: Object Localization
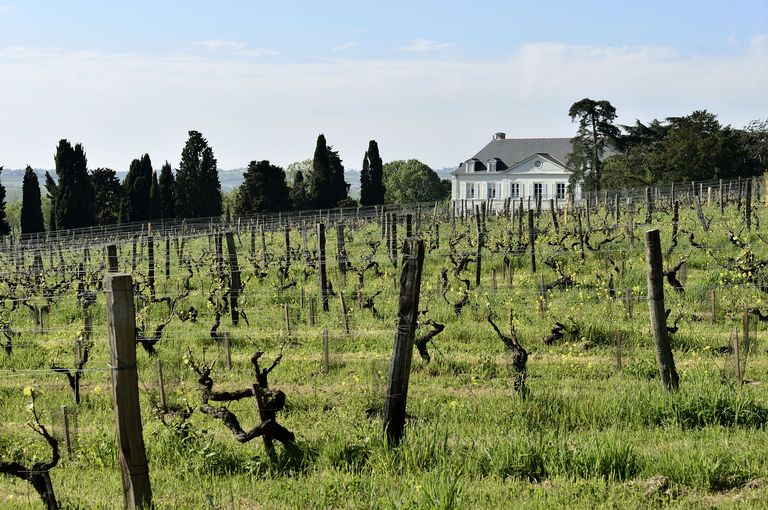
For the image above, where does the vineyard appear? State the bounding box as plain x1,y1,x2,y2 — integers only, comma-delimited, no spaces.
3,178,768,509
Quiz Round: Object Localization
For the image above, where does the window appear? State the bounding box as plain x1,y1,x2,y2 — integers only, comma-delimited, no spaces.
487,182,496,199
466,183,475,199
510,183,520,199
533,183,543,199
556,183,566,200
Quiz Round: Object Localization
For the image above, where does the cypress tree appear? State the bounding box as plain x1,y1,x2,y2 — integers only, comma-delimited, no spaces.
90,168,122,226
0,167,10,236
309,134,331,209
20,166,45,234
54,140,95,229
360,152,371,206
122,154,153,223
149,171,162,220
327,145,349,206
44,171,57,231
158,162,176,218
176,130,222,218
366,140,385,205
234,160,290,215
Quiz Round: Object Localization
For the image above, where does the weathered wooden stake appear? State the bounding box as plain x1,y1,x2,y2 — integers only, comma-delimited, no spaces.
62,405,73,459
528,209,536,273
644,229,680,393
383,238,425,446
322,329,330,373
317,224,329,312
106,273,152,509
225,232,242,326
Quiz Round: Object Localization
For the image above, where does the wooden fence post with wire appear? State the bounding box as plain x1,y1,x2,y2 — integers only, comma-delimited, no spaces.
106,273,152,509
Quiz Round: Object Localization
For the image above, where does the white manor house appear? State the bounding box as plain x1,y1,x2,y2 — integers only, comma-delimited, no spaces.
451,133,582,210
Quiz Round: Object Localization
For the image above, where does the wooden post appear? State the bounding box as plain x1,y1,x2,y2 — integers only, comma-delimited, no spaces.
156,359,167,410
549,199,559,234
62,405,73,459
406,213,413,238
260,224,267,265
745,178,752,230
733,329,741,384
335,222,347,277
147,235,155,299
577,209,585,262
694,195,709,231
107,245,119,272
164,236,171,280
615,332,622,371
644,229,680,393
317,224,329,312
383,238,425,446
224,333,232,370
340,292,350,335
283,304,291,336
225,232,242,326
106,273,152,509
322,329,330,373
475,209,482,286
528,209,536,273
710,290,717,323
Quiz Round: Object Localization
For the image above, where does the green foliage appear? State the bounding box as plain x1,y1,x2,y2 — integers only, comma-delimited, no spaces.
53,139,95,229
90,168,122,226
383,159,444,204
121,154,153,223
309,134,349,208
20,166,44,234
158,162,176,219
234,160,290,214
176,130,222,218
289,171,311,210
360,140,385,206
567,98,620,192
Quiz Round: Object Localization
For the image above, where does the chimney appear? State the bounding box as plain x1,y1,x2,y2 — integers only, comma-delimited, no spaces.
493,132,506,140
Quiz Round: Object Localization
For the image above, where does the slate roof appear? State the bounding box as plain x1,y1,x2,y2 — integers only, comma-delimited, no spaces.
454,137,573,174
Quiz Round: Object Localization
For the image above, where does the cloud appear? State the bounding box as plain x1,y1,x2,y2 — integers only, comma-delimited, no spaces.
332,42,358,51
193,39,277,57
0,41,766,172
0,4,14,14
399,39,453,52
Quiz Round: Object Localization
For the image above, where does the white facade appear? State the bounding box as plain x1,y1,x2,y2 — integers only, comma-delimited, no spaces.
450,135,580,210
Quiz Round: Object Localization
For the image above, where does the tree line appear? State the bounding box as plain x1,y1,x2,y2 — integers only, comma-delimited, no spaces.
567,99,768,192
2,131,450,236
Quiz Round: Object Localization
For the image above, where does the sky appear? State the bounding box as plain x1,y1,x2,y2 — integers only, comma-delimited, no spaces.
1,0,767,172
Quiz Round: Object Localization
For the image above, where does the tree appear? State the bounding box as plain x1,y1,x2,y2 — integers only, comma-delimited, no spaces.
122,154,153,223
234,160,290,215
360,140,385,206
327,145,350,206
44,172,57,231
158,162,176,219
383,159,444,204
289,171,311,210
20,166,45,234
0,167,10,235
309,134,332,209
567,98,620,192
90,168,122,226
54,140,95,229
176,130,222,218
286,159,313,184
149,171,162,220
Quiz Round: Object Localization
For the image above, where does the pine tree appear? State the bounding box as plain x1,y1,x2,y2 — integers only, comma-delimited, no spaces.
149,171,162,220
309,134,331,209
20,166,45,234
360,140,384,206
54,140,95,229
289,171,311,211
122,154,153,222
90,168,122,226
158,162,176,219
234,160,290,215
176,130,222,218
0,167,10,236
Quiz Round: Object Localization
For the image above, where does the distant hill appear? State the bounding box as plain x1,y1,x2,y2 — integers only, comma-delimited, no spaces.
0,165,456,201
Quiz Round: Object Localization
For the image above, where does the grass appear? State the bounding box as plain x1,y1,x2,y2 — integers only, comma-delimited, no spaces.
2,198,768,508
